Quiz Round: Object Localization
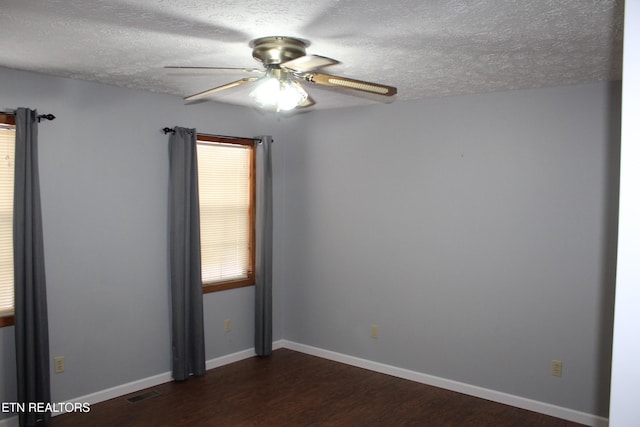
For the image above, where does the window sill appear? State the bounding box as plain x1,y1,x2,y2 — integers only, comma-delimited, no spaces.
203,278,254,294
0,315,14,327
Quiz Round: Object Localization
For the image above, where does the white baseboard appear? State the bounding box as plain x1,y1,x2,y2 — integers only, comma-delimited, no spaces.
279,340,608,427
205,347,258,371
76,346,261,408
0,346,261,427
272,339,286,350
0,340,608,427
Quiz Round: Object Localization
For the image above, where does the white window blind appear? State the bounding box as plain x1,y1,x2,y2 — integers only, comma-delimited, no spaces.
197,141,252,285
0,125,15,317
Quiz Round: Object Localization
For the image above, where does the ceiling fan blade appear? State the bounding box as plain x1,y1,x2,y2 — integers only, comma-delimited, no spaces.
184,77,259,102
305,73,397,96
165,66,263,74
281,55,340,72
297,95,316,109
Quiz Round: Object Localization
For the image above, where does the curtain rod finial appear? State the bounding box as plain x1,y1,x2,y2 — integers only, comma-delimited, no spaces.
37,113,56,122
163,127,175,134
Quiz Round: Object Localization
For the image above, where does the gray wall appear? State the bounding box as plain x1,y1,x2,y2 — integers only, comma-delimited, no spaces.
281,82,620,416
0,66,287,415
0,65,620,420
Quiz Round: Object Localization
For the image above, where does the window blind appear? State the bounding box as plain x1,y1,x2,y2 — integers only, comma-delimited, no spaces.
197,141,252,284
0,126,15,316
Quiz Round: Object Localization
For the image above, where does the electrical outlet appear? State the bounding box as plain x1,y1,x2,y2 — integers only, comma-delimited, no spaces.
224,319,232,333
551,360,563,377
371,325,379,339
54,356,65,373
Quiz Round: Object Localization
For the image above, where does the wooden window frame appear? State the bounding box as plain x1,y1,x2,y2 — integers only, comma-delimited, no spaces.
197,134,256,294
0,113,15,327
0,315,13,327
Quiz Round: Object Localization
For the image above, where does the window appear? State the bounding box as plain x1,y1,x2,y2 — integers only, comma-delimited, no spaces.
196,134,255,293
0,114,15,327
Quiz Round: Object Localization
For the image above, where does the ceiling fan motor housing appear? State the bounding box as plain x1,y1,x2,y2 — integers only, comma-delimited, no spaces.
250,36,308,66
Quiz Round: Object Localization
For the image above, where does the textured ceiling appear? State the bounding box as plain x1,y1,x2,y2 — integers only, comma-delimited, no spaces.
0,0,624,111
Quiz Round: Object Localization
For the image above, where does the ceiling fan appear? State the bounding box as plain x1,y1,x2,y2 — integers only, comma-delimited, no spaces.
165,36,397,111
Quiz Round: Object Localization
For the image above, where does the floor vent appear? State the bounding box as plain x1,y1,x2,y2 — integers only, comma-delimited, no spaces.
126,390,161,403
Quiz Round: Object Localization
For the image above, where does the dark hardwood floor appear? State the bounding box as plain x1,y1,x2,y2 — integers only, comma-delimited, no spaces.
45,349,586,426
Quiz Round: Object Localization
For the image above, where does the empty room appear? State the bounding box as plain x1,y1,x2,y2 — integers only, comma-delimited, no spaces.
1,1,638,426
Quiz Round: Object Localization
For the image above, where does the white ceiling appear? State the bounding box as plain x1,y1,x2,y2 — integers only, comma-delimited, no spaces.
0,0,624,111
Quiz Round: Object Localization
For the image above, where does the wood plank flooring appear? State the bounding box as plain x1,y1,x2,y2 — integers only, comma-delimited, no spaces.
45,348,587,426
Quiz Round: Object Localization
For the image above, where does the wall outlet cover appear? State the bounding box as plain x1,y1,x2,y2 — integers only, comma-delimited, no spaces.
371,325,379,339
54,356,65,373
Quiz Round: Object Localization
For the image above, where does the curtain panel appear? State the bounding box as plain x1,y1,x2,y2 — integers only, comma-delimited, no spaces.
168,127,205,380
14,108,51,426
255,136,273,356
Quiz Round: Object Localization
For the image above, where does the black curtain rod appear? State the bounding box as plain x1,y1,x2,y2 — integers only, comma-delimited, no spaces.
0,110,56,122
162,127,262,142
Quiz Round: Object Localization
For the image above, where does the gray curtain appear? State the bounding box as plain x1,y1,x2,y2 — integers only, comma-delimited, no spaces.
168,127,205,380
14,108,51,426
255,136,273,356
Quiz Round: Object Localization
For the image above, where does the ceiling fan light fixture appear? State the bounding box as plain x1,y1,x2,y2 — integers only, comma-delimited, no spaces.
171,36,397,109
249,72,308,111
